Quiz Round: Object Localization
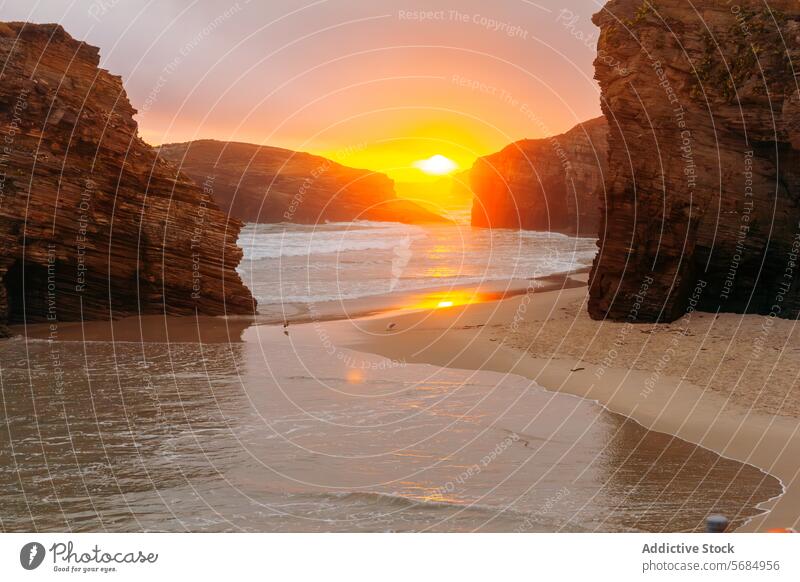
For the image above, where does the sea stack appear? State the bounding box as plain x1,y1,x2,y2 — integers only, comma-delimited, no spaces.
588,1,800,322
0,22,255,336
470,117,608,236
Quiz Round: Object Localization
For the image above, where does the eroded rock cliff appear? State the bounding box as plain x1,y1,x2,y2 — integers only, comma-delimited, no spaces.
589,1,800,322
158,140,449,225
0,22,254,335
470,117,608,236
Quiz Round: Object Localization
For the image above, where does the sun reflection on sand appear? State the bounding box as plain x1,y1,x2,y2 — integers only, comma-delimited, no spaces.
407,289,506,311
420,492,465,504
346,369,364,384
395,481,465,505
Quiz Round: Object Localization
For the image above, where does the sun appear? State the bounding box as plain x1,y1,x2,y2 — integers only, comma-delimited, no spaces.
412,154,458,176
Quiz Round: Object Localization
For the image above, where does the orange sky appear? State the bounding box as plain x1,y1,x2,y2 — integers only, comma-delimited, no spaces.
7,0,604,183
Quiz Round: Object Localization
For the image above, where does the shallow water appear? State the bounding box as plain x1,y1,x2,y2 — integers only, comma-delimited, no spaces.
237,222,597,305
0,321,781,532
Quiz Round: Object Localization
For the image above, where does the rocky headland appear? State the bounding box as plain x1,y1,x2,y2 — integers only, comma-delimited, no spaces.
0,22,255,336
158,140,449,225
589,0,800,322
470,117,608,236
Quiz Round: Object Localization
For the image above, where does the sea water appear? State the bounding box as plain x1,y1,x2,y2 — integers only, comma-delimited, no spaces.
0,223,782,532
237,221,597,305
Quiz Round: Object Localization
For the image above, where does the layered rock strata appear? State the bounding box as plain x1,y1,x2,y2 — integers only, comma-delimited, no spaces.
470,117,608,236
0,22,255,335
589,1,800,322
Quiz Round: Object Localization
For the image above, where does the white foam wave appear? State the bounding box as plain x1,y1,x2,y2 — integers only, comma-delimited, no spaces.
237,222,598,305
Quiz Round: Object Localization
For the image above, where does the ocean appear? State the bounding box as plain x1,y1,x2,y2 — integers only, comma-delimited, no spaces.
237,221,598,305
0,223,781,532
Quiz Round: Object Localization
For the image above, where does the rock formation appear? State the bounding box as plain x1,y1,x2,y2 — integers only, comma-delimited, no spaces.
470,117,608,236
0,22,255,336
158,140,449,225
589,0,800,322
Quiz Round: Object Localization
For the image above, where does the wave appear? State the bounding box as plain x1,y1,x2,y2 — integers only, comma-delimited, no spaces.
237,222,598,305
243,237,420,260
318,490,524,517
321,490,538,518
306,490,585,531
516,229,597,243
239,223,428,260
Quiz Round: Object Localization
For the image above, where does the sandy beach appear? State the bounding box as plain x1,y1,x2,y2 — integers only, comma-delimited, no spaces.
328,275,800,532
3,6,799,580
8,271,797,532
4,270,789,532
12,275,578,343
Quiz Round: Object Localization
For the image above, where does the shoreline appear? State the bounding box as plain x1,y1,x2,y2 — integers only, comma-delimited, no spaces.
10,272,587,343
8,269,796,532
324,279,799,532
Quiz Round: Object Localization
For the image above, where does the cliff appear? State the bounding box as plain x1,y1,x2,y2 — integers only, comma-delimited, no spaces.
158,140,449,225
0,22,255,335
589,1,800,322
470,117,608,235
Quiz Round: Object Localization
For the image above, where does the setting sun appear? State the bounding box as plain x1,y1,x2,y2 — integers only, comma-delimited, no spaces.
412,155,459,176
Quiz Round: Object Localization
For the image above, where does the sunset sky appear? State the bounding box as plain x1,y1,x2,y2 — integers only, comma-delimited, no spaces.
5,0,604,182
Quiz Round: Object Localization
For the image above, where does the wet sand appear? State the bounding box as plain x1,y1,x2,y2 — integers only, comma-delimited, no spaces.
6,271,795,531
13,274,582,343
0,279,782,532
325,277,800,532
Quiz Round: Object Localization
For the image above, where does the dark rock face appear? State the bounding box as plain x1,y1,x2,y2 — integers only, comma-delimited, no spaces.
470,117,608,236
589,1,800,322
158,140,449,225
0,22,255,335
